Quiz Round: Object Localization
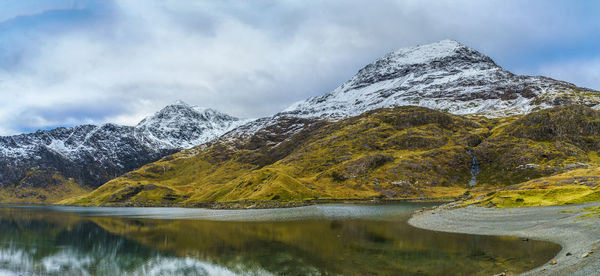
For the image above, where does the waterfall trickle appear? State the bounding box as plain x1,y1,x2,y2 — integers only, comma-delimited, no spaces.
468,149,480,186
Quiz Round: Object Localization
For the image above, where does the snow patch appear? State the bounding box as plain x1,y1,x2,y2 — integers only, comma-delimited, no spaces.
283,40,599,120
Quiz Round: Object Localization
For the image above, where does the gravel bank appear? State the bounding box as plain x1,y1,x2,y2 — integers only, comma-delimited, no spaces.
408,202,600,276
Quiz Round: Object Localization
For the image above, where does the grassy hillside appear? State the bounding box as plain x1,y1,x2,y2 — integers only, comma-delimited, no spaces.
475,105,600,186
468,167,600,208
63,105,600,207
0,169,91,203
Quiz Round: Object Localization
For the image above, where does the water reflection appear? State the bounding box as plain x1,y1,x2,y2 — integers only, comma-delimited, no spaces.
0,204,560,275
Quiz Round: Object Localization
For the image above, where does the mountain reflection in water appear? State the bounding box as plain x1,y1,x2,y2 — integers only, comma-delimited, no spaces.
0,204,560,275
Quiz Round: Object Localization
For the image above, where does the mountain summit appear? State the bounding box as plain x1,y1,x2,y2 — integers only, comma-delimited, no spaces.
136,101,244,149
284,40,599,118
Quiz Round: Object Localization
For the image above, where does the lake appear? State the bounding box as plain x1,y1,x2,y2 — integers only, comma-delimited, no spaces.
0,203,560,275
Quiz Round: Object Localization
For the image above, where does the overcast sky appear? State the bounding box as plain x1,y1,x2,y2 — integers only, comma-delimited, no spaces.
0,0,599,135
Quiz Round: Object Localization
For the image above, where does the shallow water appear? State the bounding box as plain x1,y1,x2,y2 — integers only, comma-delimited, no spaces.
0,203,560,275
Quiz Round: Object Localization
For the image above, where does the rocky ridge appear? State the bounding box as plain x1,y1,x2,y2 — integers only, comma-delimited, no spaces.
0,101,244,195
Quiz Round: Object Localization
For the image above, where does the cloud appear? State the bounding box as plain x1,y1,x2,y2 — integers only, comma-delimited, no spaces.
0,0,598,135
0,0,76,22
537,57,600,90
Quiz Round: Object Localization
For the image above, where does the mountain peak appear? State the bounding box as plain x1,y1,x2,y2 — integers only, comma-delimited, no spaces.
384,39,469,66
135,103,243,149
141,102,213,123
283,40,598,119
155,101,223,119
370,39,495,74
331,40,501,100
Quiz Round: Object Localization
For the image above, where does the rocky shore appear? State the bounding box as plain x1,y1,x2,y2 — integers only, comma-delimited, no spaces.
409,202,600,275
59,197,454,209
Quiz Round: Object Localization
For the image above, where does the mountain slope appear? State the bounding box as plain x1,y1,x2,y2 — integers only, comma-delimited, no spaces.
66,105,600,207
0,101,244,203
64,106,475,206
283,40,599,119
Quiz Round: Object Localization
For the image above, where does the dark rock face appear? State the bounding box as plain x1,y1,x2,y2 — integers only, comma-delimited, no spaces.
0,125,177,188
0,102,243,189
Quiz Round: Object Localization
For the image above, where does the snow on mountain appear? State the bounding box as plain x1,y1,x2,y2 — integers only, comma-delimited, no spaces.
135,101,247,149
213,40,600,150
0,102,245,187
0,101,243,160
283,40,600,119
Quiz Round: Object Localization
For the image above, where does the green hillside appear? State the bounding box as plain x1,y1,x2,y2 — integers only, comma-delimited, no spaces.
0,169,90,204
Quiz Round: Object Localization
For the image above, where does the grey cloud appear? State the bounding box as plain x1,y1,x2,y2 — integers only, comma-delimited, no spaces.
0,0,597,135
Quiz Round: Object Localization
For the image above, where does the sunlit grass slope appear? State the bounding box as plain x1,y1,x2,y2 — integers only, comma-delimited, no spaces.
475,105,600,186
0,169,91,204
468,167,600,207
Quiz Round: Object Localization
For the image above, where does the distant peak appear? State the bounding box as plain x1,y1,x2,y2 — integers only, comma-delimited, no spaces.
172,100,189,106
136,102,240,128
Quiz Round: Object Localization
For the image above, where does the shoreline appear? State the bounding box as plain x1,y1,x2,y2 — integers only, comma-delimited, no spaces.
50,197,456,209
408,202,600,275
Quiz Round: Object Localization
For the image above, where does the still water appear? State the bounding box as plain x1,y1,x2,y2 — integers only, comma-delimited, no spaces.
0,203,559,275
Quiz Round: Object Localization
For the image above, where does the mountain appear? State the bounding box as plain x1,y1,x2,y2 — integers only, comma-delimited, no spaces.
63,40,600,207
136,100,244,149
283,40,599,119
65,105,600,207
0,101,244,202
194,39,600,169
216,40,600,148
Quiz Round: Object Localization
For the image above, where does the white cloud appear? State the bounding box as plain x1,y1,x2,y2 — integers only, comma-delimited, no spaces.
0,0,597,135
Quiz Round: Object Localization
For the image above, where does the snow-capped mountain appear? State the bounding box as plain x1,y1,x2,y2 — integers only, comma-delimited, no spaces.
283,40,599,119
215,40,600,151
0,101,244,188
136,101,246,149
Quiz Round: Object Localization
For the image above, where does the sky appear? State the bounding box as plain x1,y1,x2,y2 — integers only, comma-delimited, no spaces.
0,0,599,135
